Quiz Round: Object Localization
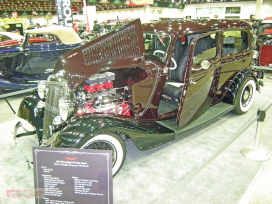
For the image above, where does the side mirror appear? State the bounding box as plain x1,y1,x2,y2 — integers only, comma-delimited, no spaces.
192,60,210,71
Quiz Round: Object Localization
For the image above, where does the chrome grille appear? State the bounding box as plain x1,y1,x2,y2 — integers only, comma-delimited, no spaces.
43,80,68,141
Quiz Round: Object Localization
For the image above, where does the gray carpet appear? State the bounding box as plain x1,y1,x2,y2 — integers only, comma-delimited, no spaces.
1,73,272,204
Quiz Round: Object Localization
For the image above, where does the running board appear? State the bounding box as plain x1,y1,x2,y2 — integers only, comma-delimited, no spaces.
157,102,234,138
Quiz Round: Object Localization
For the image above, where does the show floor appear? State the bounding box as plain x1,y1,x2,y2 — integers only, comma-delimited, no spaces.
0,72,272,204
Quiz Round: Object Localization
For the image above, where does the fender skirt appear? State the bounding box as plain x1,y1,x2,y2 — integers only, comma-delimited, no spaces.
52,116,175,151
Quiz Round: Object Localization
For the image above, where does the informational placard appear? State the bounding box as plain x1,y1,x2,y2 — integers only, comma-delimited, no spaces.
33,147,112,204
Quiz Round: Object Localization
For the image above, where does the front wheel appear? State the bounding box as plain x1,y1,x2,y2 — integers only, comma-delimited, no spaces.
233,77,256,115
79,132,126,176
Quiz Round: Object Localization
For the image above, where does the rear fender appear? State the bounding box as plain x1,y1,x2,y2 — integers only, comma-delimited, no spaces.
223,70,258,105
52,116,175,151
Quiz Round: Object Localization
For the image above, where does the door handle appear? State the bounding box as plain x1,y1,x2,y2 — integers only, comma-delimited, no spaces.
190,79,197,85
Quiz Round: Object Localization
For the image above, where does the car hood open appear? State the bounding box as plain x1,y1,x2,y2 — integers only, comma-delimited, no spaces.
57,19,145,90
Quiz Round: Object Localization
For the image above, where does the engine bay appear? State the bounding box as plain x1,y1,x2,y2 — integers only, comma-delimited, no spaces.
75,71,131,116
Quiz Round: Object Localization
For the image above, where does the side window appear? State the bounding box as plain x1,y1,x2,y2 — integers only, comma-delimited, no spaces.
223,30,248,54
193,33,217,65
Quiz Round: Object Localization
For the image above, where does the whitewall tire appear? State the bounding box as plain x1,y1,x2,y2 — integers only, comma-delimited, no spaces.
233,77,256,115
80,132,126,176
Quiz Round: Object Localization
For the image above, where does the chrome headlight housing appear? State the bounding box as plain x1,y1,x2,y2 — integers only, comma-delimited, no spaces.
58,97,73,121
253,50,259,59
37,80,47,99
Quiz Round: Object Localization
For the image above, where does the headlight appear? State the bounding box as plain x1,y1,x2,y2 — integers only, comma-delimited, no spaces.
58,97,72,121
37,80,47,99
253,50,259,59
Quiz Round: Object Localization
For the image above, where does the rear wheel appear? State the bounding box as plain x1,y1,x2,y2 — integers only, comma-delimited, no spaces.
79,132,126,176
233,77,256,114
42,51,53,61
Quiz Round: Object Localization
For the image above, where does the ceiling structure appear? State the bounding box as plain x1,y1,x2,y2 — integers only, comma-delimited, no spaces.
0,0,254,14
0,0,144,12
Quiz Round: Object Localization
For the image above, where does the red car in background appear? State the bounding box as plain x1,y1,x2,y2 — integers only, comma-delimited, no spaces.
0,31,49,47
253,19,272,68
0,32,23,46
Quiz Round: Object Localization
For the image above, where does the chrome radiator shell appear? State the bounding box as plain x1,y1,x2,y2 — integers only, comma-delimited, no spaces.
42,79,70,143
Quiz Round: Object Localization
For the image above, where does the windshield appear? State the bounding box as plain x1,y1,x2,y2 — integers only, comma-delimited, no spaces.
143,31,171,62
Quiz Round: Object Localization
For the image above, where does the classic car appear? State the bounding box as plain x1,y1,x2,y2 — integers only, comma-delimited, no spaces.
253,19,272,68
0,31,50,47
0,26,83,94
0,32,23,46
15,19,263,175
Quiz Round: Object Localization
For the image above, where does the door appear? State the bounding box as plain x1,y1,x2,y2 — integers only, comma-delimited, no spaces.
218,29,252,91
177,31,220,127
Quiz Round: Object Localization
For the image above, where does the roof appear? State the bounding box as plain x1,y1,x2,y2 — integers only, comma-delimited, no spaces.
0,32,23,40
24,26,82,45
142,19,252,36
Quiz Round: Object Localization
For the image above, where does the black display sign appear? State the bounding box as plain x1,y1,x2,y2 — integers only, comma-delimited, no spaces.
55,0,73,27
33,147,112,204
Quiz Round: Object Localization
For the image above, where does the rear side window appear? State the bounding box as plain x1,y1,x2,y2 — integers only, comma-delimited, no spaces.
193,33,217,65
222,30,248,54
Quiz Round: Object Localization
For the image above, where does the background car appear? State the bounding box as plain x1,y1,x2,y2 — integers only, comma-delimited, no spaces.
0,31,50,47
0,26,84,94
0,32,23,46
253,19,272,68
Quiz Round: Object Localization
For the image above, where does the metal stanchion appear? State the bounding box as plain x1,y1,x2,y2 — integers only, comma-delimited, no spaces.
241,108,271,161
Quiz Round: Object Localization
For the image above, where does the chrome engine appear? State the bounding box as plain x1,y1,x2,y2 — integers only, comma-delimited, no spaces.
75,72,130,116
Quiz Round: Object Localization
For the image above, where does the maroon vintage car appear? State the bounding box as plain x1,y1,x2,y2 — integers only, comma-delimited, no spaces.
15,19,263,175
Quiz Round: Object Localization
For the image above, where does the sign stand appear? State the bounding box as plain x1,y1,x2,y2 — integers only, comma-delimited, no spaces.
241,109,271,161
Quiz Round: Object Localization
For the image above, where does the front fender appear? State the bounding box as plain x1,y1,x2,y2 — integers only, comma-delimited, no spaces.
17,89,44,138
52,116,175,151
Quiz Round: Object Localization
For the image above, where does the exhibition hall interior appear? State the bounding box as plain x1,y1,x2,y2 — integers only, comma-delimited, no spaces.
1,0,272,203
